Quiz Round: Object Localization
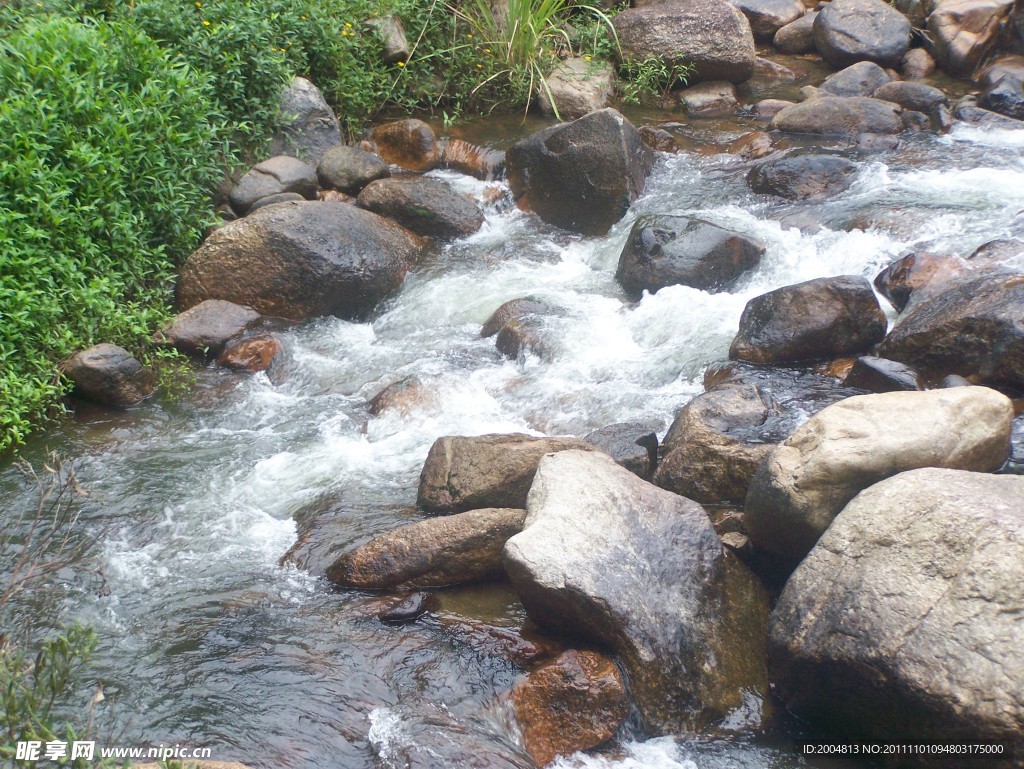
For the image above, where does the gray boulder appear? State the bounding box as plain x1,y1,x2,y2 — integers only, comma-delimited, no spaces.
729,275,888,364
270,77,343,165
843,355,922,392
417,434,595,513
873,81,948,112
981,74,1024,120
769,468,1024,744
357,177,484,239
732,0,805,41
325,507,526,588
228,156,318,216
538,58,615,119
770,96,903,135
583,422,660,480
317,145,389,195
177,201,425,321
612,0,757,84
813,0,912,67
63,344,154,408
745,386,1013,561
616,215,765,296
773,11,817,54
819,61,891,97
901,47,936,79
506,109,652,236
504,450,770,734
154,299,261,358
747,153,859,201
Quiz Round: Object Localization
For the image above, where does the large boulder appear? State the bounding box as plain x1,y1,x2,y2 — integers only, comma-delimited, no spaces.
813,0,912,68
269,77,343,165
612,0,757,84
745,387,1013,561
537,58,615,120
316,145,390,195
369,119,441,173
63,344,154,408
878,272,1024,390
511,650,629,767
732,0,805,41
819,61,892,97
747,153,859,201
325,507,526,589
506,109,652,236
773,11,817,54
728,275,888,364
872,251,969,312
417,434,596,513
357,177,484,239
928,0,1015,77
769,468,1024,744
615,215,765,296
769,96,903,135
228,156,318,216
154,299,260,358
504,451,770,735
177,201,425,321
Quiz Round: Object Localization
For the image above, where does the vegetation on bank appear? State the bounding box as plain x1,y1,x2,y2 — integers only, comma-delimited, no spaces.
0,0,678,454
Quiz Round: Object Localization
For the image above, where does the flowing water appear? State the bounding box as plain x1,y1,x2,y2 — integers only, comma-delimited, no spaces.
3,111,1024,769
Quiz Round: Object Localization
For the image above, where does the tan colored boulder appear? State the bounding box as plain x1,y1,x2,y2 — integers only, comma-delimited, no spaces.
538,58,615,119
928,0,1014,76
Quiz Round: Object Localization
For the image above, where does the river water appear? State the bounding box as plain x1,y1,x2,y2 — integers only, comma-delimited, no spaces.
2,109,1023,769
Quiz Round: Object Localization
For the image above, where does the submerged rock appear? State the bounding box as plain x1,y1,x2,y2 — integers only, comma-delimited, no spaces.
745,387,1013,561
357,177,484,239
155,299,261,358
326,507,526,589
417,434,595,513
511,650,629,767
504,450,770,735
63,344,154,408
369,119,441,173
615,215,765,296
729,275,888,364
228,156,319,216
177,201,425,321
769,468,1024,745
747,153,859,201
480,298,559,338
613,0,757,83
813,0,911,68
269,76,343,165
377,592,439,624
506,109,652,236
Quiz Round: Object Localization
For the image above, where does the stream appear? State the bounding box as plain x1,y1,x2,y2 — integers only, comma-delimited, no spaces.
3,101,1024,769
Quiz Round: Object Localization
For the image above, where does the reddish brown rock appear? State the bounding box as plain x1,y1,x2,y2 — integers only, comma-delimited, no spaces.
369,376,438,416
155,299,261,358
873,252,969,312
512,650,630,767
217,334,283,372
370,119,440,173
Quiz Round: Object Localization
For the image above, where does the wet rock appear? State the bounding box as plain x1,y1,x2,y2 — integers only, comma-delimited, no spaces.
819,61,892,97
901,110,932,131
843,355,922,391
177,201,425,321
745,386,1013,561
813,0,912,68
357,177,484,239
317,145,390,195
928,0,1015,77
878,272,1024,390
901,47,936,79
954,96,1024,128
616,215,765,296
770,97,903,135
677,81,740,117
969,237,1024,264
504,450,770,734
729,275,888,364
269,77,343,165
769,468,1024,745
732,0,805,41
654,384,778,504
747,152,859,200
977,54,1024,89
583,422,660,480
537,58,615,119
940,373,973,387
752,98,796,119
63,344,155,408
873,251,969,312
326,507,526,589
154,299,261,358
216,334,283,373
378,592,439,624
981,73,1024,120
511,650,629,767
639,125,679,152
612,0,758,84
773,11,817,53
417,434,595,513
366,15,410,64
506,109,652,236
228,156,318,216
753,57,797,82
728,130,776,159
438,615,565,668
480,298,558,338
369,376,438,416
872,80,948,119
247,192,306,212
369,119,441,173
495,317,553,360
441,139,506,181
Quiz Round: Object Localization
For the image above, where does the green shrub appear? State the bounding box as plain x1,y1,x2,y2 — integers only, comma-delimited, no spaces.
0,16,226,452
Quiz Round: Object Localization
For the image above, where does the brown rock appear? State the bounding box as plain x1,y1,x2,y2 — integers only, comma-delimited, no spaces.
63,343,155,408
753,98,796,119
639,125,679,152
442,138,506,180
733,0,806,41
155,299,261,357
677,81,740,117
357,176,484,239
216,334,283,372
496,317,553,360
480,298,559,338
369,376,438,416
316,145,390,194
773,10,817,53
747,153,859,201
928,0,1014,77
902,47,936,79
417,434,595,513
511,650,629,767
873,251,969,312
228,155,318,216
370,119,441,173
729,130,776,159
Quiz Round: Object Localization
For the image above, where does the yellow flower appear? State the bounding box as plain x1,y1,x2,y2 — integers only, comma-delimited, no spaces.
584,55,592,61
476,63,482,68
195,1,201,6
466,33,473,38
397,61,405,67
345,21,353,28
485,48,491,53
202,19,210,25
